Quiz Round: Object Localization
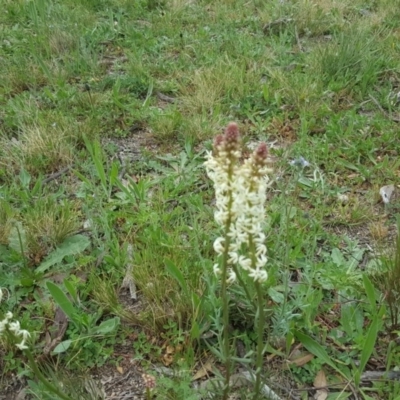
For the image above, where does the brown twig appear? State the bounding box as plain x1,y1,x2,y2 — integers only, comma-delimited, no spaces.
361,370,400,381
156,92,176,104
42,166,72,184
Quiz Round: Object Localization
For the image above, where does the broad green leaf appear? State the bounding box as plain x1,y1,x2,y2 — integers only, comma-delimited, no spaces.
165,259,188,295
19,168,31,188
298,176,313,187
340,303,353,336
110,162,119,185
31,177,43,196
331,248,345,267
268,287,285,304
8,223,27,253
91,317,120,335
295,331,348,379
36,235,90,273
356,307,384,385
20,277,35,287
362,274,377,313
53,340,72,354
46,281,77,323
262,84,269,102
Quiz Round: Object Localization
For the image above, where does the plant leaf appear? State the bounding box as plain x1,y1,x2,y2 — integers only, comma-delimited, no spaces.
53,340,72,354
91,317,120,335
64,279,78,303
36,235,90,273
46,281,77,323
295,331,349,379
355,308,384,385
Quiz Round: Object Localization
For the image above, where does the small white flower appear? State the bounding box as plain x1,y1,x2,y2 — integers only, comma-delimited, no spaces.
238,256,252,271
248,269,268,283
213,237,226,254
16,341,29,350
213,264,221,276
228,251,240,264
256,244,267,257
17,330,30,348
227,269,236,284
8,321,21,334
256,255,268,268
0,310,30,351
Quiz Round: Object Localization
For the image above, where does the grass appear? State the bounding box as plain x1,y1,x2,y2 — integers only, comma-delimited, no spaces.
1,0,400,398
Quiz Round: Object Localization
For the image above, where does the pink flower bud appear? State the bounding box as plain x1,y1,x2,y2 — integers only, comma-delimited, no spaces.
225,122,240,142
255,143,268,160
213,134,224,150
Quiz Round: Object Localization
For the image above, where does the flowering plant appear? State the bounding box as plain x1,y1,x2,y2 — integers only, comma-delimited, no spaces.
0,288,74,400
205,122,271,400
0,288,30,350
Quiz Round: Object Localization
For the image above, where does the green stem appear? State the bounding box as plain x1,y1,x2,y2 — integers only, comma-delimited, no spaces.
220,166,236,400
25,350,73,400
253,281,265,400
246,236,266,400
221,226,232,400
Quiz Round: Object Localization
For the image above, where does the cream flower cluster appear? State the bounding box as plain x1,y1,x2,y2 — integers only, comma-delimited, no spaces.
205,122,271,283
0,289,30,350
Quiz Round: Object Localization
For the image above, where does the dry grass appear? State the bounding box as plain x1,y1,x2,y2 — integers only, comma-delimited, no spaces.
0,201,14,246
23,197,79,262
179,60,259,115
1,124,74,176
48,28,77,57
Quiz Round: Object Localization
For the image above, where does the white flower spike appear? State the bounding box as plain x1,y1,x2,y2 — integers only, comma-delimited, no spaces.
205,123,271,283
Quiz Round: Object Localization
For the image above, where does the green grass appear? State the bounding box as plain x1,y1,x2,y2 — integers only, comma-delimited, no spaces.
1,0,400,399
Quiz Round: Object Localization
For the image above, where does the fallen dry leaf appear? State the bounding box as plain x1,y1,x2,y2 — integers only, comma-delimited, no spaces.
116,365,124,374
314,369,327,388
192,359,214,381
314,369,328,400
289,352,314,367
314,389,328,400
162,353,174,366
